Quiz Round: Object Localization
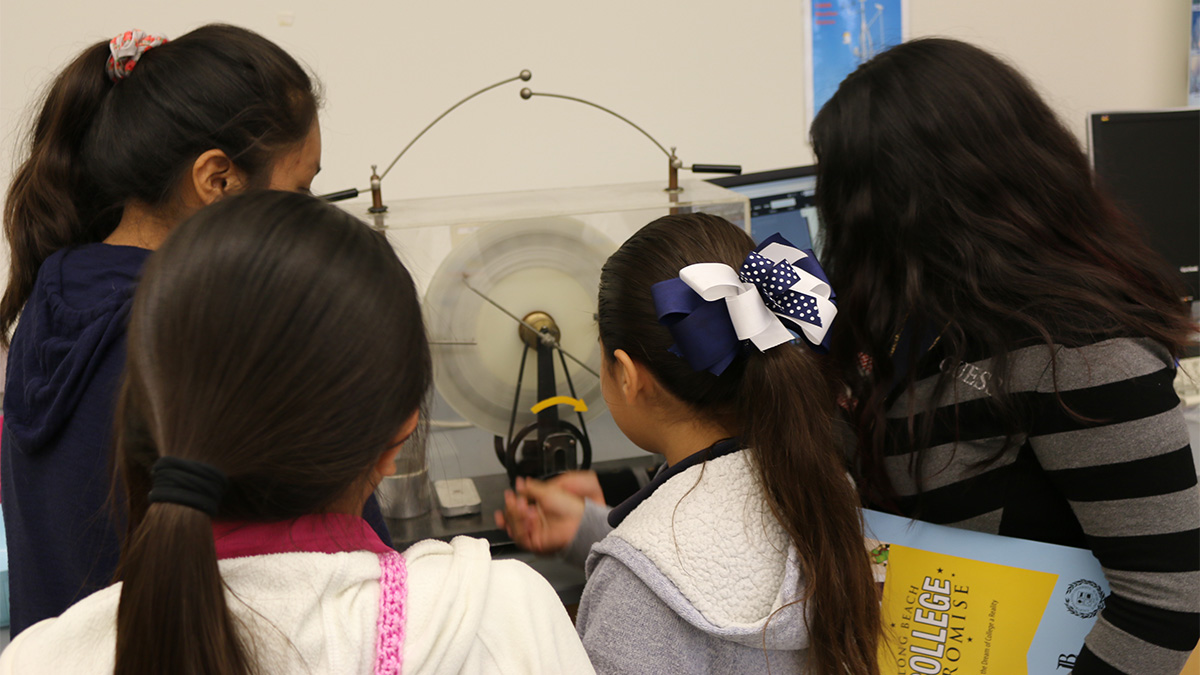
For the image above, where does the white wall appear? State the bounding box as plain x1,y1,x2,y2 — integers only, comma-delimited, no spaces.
1,1,1191,210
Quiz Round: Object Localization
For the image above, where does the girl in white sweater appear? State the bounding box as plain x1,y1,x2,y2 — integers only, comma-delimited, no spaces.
0,191,592,675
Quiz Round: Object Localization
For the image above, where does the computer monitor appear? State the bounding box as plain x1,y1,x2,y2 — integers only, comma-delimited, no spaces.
1088,109,1200,301
709,166,821,253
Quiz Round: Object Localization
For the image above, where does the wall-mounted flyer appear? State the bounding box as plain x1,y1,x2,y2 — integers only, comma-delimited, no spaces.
864,510,1108,674
805,0,907,126
1191,4,1200,106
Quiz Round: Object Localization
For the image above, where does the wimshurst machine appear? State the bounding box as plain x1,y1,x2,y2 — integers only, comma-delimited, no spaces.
324,72,749,520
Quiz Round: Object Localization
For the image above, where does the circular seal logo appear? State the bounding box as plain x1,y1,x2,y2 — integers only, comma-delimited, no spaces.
1064,579,1106,619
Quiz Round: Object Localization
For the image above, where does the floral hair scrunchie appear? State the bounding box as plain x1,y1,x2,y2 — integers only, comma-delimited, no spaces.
106,29,169,82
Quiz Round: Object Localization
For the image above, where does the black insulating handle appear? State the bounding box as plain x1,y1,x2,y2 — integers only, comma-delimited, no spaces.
690,164,742,175
319,188,360,202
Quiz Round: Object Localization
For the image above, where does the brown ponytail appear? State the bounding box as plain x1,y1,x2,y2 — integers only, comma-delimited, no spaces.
114,504,252,675
740,348,881,674
2,41,114,344
113,191,432,675
598,213,881,675
2,24,320,344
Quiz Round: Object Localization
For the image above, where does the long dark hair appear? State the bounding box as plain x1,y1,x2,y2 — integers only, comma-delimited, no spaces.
811,38,1195,505
598,213,881,675
112,191,431,675
1,23,319,344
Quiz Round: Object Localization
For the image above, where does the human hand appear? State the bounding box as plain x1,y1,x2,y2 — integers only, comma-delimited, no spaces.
546,470,606,506
494,471,603,555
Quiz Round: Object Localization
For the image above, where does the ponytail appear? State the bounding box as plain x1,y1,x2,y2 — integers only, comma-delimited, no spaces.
740,347,881,675
114,503,252,675
113,385,251,675
2,24,320,344
2,40,115,343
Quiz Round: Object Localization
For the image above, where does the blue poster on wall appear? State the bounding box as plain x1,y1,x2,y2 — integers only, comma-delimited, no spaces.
1190,3,1200,106
806,0,906,125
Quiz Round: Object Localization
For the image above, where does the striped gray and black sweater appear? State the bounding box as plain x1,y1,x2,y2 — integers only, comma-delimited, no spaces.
871,336,1198,674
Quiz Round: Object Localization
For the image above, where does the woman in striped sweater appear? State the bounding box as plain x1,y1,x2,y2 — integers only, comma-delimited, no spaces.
814,38,1199,673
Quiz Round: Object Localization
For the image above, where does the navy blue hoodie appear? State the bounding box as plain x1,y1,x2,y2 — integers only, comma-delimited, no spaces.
2,243,393,635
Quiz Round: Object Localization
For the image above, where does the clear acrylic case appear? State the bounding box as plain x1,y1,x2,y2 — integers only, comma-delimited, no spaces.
341,180,749,473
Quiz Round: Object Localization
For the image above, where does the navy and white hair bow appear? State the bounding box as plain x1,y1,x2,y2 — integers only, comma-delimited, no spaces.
651,233,837,375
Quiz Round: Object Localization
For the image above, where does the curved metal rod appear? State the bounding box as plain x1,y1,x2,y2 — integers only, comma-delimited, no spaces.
379,70,531,181
522,91,673,160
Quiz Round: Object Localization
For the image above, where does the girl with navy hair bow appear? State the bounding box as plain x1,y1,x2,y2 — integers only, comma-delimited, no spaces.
499,212,881,675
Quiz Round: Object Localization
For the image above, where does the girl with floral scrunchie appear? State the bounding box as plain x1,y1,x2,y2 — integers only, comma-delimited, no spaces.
1,24,394,635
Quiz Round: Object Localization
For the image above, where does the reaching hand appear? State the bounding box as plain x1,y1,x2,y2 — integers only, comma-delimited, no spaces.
494,471,604,555
544,470,606,506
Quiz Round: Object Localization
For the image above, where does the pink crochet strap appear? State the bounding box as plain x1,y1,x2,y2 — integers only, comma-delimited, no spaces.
374,550,408,675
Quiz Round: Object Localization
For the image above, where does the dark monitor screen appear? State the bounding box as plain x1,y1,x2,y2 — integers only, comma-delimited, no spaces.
709,166,821,253
1090,109,1200,301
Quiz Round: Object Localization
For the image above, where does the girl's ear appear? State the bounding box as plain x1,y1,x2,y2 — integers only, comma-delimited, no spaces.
187,149,248,207
375,410,421,478
611,349,638,405
613,348,662,405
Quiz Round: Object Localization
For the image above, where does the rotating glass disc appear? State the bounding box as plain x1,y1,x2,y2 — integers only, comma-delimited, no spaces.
423,217,616,437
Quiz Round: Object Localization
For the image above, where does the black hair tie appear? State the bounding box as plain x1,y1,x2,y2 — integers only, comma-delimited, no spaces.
147,456,230,516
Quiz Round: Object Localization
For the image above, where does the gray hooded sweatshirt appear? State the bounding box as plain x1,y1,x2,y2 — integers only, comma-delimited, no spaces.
574,447,810,673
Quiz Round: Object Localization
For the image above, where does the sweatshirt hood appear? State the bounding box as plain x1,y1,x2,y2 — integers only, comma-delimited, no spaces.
594,451,810,650
4,244,149,453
